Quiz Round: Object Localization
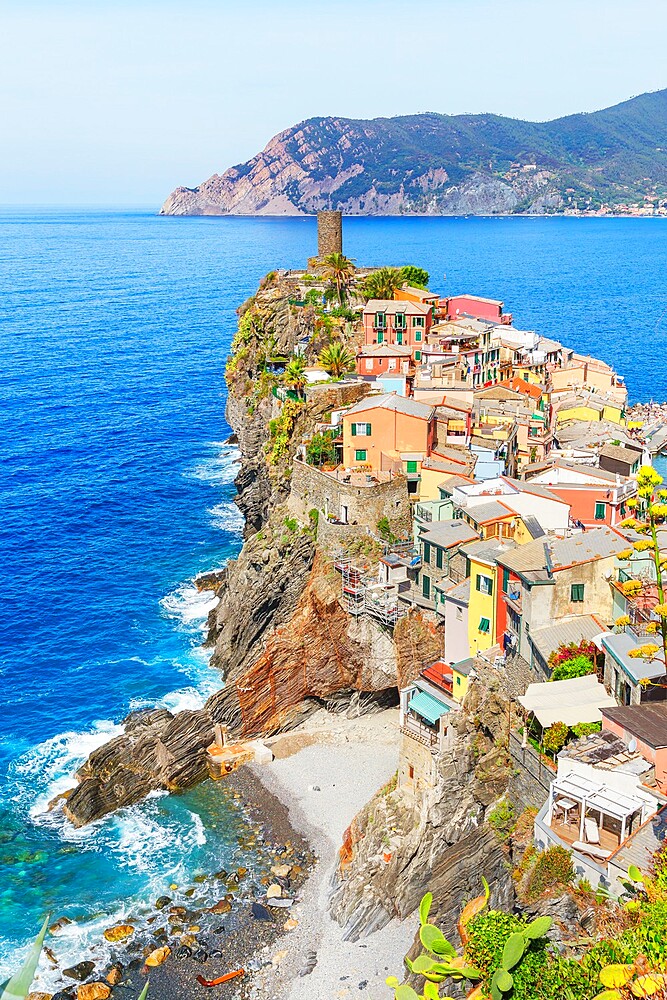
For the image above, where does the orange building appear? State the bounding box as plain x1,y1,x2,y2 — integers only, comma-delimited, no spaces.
342,393,436,478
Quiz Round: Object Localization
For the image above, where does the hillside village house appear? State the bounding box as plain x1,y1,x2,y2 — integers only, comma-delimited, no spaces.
451,477,571,534
522,460,638,527
395,284,439,309
441,294,511,325
356,344,414,381
462,536,517,654
534,731,663,889
550,353,627,402
495,526,629,673
341,393,436,483
602,703,667,793
599,442,643,478
362,300,433,361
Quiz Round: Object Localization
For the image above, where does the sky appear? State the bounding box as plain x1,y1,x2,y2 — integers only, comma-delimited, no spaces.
1,0,667,207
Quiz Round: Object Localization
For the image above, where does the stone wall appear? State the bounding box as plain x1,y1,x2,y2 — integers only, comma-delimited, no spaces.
317,210,343,257
289,460,412,536
316,518,372,558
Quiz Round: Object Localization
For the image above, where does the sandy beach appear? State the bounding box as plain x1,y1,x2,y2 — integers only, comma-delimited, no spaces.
245,707,416,1000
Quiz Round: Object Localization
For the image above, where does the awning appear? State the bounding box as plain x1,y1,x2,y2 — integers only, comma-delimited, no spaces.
517,673,616,728
409,691,449,725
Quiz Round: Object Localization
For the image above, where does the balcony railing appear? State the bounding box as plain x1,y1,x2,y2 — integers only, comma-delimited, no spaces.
401,715,440,750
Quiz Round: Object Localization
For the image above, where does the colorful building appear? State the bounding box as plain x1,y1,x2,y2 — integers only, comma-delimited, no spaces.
362,299,432,361
341,392,436,480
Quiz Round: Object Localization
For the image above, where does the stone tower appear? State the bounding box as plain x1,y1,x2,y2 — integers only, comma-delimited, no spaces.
317,210,343,258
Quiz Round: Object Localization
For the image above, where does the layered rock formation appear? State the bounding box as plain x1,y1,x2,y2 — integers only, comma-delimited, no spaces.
160,90,667,217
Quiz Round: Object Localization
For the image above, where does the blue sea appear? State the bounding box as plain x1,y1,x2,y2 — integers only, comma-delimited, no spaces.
2,210,667,982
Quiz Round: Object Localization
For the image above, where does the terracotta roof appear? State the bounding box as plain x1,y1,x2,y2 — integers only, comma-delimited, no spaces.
358,344,413,358
498,377,543,401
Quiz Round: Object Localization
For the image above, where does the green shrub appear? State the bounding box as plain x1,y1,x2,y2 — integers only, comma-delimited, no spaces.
522,845,574,902
542,721,569,755
551,654,595,682
487,798,516,841
571,721,602,738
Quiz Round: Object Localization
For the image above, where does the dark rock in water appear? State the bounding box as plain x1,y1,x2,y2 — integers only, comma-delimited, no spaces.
212,869,228,880
175,946,193,961
51,991,75,1000
211,925,226,935
63,708,214,826
49,917,73,934
155,896,171,910
63,962,95,982
184,888,196,898
193,874,207,884
127,959,143,973
193,949,209,964
251,902,272,922
168,906,186,916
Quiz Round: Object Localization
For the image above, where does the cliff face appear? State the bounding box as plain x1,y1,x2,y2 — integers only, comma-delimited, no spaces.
160,90,667,217
329,661,517,941
64,273,429,826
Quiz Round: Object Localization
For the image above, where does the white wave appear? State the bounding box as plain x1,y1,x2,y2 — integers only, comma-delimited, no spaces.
9,720,124,820
187,444,241,486
160,582,219,627
208,500,244,533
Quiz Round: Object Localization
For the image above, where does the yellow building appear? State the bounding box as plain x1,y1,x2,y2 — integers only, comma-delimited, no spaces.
451,658,474,702
461,537,516,655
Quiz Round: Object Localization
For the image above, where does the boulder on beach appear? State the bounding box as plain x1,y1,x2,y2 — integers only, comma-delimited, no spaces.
76,984,111,1000
63,962,95,982
145,945,171,967
103,924,134,943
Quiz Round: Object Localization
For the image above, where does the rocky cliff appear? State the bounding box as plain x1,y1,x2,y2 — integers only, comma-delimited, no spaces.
64,272,435,826
160,90,667,217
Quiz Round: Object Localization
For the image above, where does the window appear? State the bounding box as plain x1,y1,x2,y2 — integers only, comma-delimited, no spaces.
355,449,367,462
388,358,396,370
375,312,386,328
595,502,606,520
408,764,414,779
456,606,463,621
415,350,421,361
423,541,431,563
423,575,431,599
479,617,490,633
571,584,585,602
407,460,418,474
352,422,371,436
414,316,425,327
395,313,406,329
396,332,403,345
475,573,493,596
456,675,461,685
377,330,384,344
365,359,373,371
502,567,510,593
415,331,422,342
436,548,444,570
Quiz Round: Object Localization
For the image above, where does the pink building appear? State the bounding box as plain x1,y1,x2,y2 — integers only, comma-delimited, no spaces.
362,299,433,362
602,703,667,795
441,294,512,325
356,344,414,380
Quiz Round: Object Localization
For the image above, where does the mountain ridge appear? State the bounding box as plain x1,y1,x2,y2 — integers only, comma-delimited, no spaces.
160,89,667,217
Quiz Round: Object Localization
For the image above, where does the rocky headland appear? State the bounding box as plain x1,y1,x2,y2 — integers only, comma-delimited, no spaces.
160,89,667,218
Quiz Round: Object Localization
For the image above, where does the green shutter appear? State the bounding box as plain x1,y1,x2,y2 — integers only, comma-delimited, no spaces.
571,584,585,602
503,567,510,593
595,502,606,520
355,449,367,462
351,423,356,436
396,332,403,345
436,548,443,570
423,575,431,599
415,350,421,361
407,460,418,474
415,331,422,342
424,542,431,563
377,330,383,344
479,617,490,633
366,423,372,436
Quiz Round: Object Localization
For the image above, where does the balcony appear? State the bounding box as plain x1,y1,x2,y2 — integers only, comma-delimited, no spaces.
400,714,440,750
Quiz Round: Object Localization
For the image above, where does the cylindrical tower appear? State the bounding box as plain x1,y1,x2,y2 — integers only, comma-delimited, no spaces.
317,210,343,258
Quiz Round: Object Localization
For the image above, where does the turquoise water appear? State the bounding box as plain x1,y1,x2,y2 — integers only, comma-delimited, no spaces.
2,211,667,980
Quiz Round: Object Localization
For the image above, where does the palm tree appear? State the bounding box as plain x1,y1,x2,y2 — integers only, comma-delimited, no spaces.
319,252,355,305
284,355,307,397
318,342,356,380
362,266,403,301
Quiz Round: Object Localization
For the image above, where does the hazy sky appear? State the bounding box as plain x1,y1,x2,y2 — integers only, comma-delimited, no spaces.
2,0,666,207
